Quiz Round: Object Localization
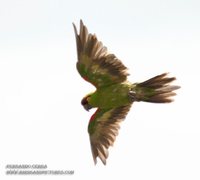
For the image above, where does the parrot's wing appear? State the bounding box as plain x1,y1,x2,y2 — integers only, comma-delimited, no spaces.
88,105,132,165
73,20,129,88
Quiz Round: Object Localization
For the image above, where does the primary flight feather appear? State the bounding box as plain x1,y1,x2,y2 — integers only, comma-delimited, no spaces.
73,20,180,165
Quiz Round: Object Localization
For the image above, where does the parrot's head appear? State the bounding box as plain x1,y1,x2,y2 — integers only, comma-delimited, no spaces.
81,93,93,111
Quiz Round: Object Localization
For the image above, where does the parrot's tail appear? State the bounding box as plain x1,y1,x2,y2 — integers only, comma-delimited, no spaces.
132,73,180,103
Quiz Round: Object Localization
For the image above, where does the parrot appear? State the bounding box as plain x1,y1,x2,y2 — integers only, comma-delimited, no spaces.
73,20,180,165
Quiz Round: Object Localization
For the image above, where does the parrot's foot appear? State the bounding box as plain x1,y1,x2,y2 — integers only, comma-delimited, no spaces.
129,90,139,102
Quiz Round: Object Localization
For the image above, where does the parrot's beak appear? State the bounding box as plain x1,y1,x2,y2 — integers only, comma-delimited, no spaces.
84,104,93,111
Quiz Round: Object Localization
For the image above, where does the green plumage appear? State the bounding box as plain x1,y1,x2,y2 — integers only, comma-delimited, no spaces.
73,20,180,165
89,82,132,109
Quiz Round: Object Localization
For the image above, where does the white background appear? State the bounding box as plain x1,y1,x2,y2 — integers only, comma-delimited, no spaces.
0,0,200,179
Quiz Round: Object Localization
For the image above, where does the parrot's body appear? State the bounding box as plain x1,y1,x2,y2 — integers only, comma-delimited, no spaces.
89,82,132,109
73,20,180,165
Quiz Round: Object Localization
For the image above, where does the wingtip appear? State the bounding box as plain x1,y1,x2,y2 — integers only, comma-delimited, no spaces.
102,160,107,165
92,154,98,165
92,158,107,166
93,157,107,166
80,19,84,29
73,19,88,37
72,22,77,34
80,19,83,25
72,19,84,32
93,159,97,165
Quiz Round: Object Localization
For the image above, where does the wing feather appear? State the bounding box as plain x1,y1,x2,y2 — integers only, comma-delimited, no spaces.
88,105,132,165
73,20,129,88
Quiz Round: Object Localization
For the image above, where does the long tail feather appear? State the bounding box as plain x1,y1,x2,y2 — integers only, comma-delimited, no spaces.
134,73,180,103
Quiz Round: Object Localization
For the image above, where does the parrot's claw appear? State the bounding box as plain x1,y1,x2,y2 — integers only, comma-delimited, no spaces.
129,90,138,101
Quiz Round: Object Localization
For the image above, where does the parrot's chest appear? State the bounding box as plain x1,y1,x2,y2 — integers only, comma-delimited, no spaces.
90,83,131,108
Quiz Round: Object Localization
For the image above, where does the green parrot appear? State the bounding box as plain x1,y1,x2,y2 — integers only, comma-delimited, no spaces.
73,20,180,165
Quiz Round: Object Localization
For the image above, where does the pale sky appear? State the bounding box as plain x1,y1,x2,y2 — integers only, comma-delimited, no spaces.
0,0,200,179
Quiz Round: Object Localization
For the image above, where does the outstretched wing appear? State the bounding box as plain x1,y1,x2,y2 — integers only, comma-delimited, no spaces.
88,105,132,165
73,20,129,88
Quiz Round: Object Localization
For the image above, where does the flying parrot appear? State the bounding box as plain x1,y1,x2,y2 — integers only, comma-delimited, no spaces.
73,20,180,165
